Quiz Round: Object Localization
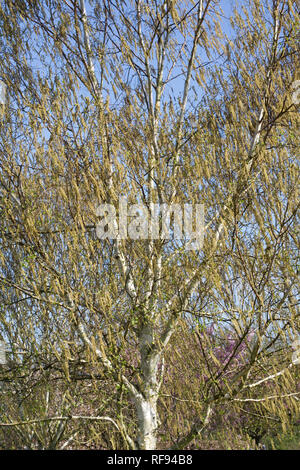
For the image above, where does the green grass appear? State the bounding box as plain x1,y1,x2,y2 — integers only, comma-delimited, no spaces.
264,425,300,450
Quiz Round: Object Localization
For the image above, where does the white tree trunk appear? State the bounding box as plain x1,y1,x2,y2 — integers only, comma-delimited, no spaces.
135,394,158,450
134,324,160,449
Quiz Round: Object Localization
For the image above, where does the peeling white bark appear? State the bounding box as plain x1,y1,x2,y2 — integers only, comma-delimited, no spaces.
134,324,161,449
135,395,158,450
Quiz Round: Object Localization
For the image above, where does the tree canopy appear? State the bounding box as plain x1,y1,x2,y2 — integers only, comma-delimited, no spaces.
0,0,299,450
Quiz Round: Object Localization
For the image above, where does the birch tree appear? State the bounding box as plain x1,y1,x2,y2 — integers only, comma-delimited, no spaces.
0,0,299,449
